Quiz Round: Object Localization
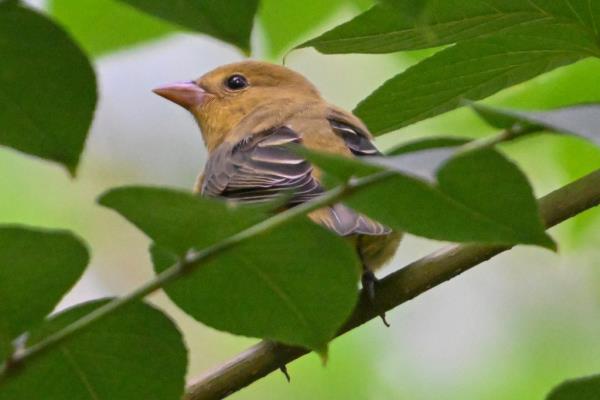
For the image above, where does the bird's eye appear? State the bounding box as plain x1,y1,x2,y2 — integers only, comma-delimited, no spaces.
225,74,248,90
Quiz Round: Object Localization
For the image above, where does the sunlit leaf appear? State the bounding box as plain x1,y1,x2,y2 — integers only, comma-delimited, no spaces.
260,0,345,59
50,0,175,57
117,0,259,53
0,2,97,174
0,300,187,400
0,226,88,362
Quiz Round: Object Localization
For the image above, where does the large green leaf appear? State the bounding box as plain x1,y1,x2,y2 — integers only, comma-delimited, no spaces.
354,26,595,134
0,226,89,362
472,103,600,147
0,3,97,174
100,185,359,352
98,186,268,256
302,147,554,248
546,374,600,400
0,300,187,400
117,0,259,54
152,217,360,353
302,0,600,54
49,0,175,57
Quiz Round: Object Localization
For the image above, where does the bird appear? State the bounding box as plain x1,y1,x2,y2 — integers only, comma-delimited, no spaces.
153,61,401,324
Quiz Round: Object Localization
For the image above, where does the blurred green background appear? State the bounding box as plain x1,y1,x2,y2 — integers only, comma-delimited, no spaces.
2,1,600,398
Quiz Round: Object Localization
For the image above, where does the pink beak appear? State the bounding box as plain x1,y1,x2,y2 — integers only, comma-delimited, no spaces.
152,81,207,109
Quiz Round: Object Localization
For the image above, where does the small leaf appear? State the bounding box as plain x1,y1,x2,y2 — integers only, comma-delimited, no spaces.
472,103,600,146
152,217,360,352
0,226,89,361
49,0,175,57
98,186,268,256
354,27,593,134
547,374,600,400
117,0,259,53
0,300,187,400
0,3,97,174
305,148,554,248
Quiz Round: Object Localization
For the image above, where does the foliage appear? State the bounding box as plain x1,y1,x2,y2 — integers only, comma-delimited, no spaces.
0,0,599,398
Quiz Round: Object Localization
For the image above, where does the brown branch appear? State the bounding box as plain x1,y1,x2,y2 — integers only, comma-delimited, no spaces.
185,169,600,400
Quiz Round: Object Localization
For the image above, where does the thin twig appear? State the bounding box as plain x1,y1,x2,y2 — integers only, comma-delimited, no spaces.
184,169,600,400
0,172,391,376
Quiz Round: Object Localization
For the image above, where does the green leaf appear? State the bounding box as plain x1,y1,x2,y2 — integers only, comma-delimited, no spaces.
0,3,97,174
436,149,555,248
472,103,600,146
547,374,600,400
0,300,187,400
98,186,268,256
302,0,600,54
0,226,89,362
260,0,345,59
152,217,360,352
305,148,554,248
99,185,359,351
116,0,259,54
354,27,594,134
49,0,175,57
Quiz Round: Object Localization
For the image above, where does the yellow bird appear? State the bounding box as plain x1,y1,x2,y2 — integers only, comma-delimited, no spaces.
153,61,401,322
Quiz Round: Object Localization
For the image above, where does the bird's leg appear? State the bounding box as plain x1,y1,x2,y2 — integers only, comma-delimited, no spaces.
357,237,390,327
361,270,390,327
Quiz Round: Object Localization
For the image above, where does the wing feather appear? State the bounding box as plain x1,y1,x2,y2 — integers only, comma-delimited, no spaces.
201,124,390,236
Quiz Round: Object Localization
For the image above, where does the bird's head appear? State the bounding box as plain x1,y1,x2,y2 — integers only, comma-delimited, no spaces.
153,61,321,150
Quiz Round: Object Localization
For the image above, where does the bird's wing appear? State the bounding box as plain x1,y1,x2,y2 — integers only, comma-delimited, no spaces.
328,118,381,156
201,125,390,236
202,126,320,204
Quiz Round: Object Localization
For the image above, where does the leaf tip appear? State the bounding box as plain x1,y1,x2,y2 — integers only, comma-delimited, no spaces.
316,344,329,365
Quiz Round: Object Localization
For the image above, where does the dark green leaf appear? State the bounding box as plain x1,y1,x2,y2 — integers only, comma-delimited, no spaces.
302,0,600,54
98,186,268,256
547,374,600,400
0,226,88,362
436,149,554,248
354,27,593,134
0,3,97,174
0,300,187,400
152,216,360,353
472,103,600,146
305,148,554,248
49,0,175,57
117,0,259,53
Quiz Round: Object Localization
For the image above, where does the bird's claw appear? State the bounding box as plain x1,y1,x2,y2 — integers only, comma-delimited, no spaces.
361,270,390,327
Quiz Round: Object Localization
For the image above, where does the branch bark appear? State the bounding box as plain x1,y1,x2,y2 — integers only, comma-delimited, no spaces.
185,168,600,400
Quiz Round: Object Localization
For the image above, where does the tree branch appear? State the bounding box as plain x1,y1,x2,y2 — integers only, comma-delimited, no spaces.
185,168,600,400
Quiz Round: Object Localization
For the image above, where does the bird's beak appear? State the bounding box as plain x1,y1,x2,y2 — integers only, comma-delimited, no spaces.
152,81,207,109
